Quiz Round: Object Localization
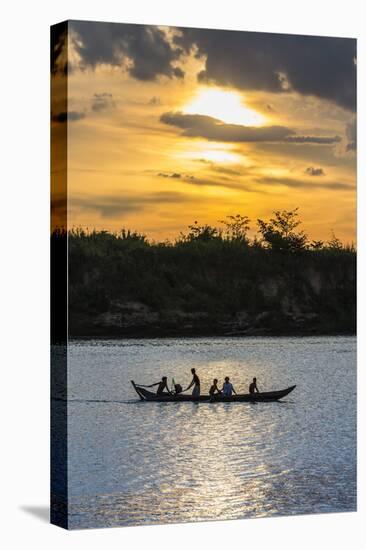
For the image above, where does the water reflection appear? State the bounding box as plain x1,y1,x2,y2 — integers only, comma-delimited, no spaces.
66,336,356,528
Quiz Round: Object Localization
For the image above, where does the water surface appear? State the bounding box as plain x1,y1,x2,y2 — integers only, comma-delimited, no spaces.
59,336,356,528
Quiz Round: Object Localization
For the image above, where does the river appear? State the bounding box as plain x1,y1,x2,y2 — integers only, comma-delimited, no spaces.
56,336,356,528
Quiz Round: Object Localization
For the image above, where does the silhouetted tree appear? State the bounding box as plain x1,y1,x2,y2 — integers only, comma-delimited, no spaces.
257,208,308,252
63,215,356,337
118,228,147,242
181,221,222,242
327,231,343,251
219,214,251,243
310,240,324,250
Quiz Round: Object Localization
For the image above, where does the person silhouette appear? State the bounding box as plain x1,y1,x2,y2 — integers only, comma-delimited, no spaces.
148,376,171,395
249,377,259,394
186,368,200,398
209,378,221,396
222,376,237,397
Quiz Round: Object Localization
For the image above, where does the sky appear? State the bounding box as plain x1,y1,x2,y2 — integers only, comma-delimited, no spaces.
51,21,357,243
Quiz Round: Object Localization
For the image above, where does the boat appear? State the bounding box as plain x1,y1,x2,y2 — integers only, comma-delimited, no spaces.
131,380,296,402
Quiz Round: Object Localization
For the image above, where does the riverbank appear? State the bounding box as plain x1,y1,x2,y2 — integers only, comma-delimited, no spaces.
69,303,356,338
64,229,356,339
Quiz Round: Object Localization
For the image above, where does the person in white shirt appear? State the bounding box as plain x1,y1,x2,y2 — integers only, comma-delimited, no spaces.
222,376,237,397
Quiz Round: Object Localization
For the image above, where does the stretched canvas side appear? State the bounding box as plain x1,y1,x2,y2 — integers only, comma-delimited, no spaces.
50,20,69,529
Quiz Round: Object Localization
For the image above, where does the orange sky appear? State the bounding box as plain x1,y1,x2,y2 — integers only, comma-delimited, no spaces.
52,23,357,243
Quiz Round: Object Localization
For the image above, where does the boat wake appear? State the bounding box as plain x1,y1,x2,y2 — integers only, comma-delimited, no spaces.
52,397,139,404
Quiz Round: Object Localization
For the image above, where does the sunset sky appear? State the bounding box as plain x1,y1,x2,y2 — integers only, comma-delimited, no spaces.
52,21,357,242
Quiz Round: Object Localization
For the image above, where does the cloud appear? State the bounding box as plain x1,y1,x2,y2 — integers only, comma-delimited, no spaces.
154,166,350,194
51,195,67,219
52,23,356,111
154,170,351,194
195,159,244,176
148,96,161,106
182,170,350,193
91,93,116,112
208,164,242,176
158,172,181,178
52,111,85,123
51,24,68,75
71,191,192,218
160,111,340,145
161,111,294,142
285,135,341,144
345,118,357,151
174,29,356,111
155,168,247,191
178,176,257,193
158,172,196,181
305,167,325,176
257,175,351,191
52,21,184,82
156,168,263,193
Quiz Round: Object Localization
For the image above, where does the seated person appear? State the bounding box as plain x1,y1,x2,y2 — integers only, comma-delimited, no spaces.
174,383,183,395
148,376,172,395
222,376,237,397
249,377,259,394
209,378,221,396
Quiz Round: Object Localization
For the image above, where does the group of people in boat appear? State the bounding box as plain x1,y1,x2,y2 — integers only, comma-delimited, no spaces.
148,368,259,398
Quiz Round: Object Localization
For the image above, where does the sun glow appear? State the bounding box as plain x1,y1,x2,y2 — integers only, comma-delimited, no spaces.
183,88,266,126
196,149,240,163
177,141,242,164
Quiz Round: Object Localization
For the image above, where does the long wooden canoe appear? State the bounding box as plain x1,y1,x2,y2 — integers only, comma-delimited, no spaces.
131,381,296,402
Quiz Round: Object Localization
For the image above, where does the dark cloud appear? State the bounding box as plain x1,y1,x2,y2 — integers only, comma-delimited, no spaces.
51,23,68,75
158,172,182,179
172,66,185,79
52,111,85,123
161,111,294,142
160,111,340,145
158,172,196,181
52,21,184,81
305,166,325,176
91,93,116,112
148,96,161,106
285,135,341,144
71,191,192,218
51,23,356,111
174,29,356,111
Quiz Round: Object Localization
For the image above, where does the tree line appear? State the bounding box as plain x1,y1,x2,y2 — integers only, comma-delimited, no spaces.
54,208,355,254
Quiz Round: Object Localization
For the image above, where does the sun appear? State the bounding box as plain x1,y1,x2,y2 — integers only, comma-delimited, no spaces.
183,87,266,126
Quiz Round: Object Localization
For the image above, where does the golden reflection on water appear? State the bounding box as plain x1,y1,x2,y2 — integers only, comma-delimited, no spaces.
66,337,357,528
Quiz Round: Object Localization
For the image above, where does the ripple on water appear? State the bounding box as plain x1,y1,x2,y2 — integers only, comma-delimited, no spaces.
57,336,356,528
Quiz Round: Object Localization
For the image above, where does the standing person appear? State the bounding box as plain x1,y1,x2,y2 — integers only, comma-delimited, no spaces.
249,377,259,394
209,378,221,396
222,376,237,397
186,368,200,398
